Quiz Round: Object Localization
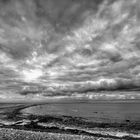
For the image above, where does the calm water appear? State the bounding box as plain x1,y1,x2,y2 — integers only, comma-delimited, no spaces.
21,100,140,123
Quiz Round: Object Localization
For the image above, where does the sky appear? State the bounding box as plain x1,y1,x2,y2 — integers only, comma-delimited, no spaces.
0,0,140,101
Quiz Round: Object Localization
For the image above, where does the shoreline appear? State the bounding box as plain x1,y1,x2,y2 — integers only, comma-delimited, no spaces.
0,100,140,139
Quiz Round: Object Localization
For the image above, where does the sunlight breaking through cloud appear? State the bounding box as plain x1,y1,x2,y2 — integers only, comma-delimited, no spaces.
22,69,43,82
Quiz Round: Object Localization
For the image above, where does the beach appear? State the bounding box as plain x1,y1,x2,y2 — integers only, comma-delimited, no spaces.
0,99,140,140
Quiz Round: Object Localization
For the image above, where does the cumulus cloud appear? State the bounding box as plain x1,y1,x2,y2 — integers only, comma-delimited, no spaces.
0,0,140,100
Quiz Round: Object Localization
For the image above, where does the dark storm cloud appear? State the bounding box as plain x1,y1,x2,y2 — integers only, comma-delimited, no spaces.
0,0,140,100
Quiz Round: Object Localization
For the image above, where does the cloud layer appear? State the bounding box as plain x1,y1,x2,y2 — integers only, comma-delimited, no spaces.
0,0,140,100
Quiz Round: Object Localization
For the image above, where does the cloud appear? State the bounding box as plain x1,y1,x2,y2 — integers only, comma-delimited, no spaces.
0,0,140,100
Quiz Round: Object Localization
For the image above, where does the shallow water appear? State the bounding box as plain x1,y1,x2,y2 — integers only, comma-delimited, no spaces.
21,100,140,123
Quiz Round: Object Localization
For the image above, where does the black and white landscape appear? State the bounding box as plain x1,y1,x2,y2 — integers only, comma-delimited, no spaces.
0,0,140,139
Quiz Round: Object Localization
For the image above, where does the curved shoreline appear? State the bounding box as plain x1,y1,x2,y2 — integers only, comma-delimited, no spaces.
0,101,140,139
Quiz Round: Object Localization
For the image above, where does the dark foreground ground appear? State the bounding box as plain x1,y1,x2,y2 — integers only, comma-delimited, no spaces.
0,99,140,140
